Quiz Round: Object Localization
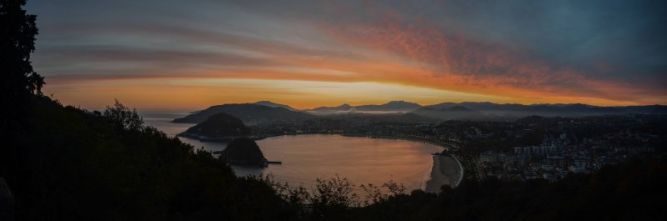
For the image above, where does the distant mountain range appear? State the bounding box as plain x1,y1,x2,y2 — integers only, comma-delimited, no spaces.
254,100,296,111
173,100,667,125
307,101,422,114
414,102,667,120
358,101,422,111
430,102,666,113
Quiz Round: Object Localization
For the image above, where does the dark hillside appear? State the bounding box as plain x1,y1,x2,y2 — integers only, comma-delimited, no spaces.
180,113,251,140
350,158,667,221
173,104,313,125
4,97,291,220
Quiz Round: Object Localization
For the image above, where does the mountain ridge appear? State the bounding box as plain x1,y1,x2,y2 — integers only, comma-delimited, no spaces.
414,102,667,120
172,103,313,125
174,100,667,123
179,113,251,141
307,100,422,114
254,100,295,111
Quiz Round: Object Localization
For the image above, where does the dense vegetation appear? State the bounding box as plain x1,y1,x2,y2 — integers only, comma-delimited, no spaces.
5,97,295,220
1,1,665,220
3,96,666,221
352,159,667,221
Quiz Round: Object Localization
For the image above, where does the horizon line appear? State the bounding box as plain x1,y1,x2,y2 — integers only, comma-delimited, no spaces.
131,99,667,113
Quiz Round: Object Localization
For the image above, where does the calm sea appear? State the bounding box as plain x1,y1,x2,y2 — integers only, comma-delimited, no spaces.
141,111,444,192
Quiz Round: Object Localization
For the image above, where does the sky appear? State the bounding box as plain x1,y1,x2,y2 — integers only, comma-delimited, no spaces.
27,0,666,110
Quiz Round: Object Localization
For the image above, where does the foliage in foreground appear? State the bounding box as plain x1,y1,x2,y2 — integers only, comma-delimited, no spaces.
3,96,293,220
1,96,664,221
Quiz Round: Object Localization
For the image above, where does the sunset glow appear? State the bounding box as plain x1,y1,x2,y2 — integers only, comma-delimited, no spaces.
28,0,666,109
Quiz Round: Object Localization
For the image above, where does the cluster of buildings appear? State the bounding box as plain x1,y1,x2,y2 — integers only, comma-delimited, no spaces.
477,132,656,181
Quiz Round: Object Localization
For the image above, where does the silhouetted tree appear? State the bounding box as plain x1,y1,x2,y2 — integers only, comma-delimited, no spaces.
311,176,358,220
103,99,143,131
1,0,44,187
1,0,44,102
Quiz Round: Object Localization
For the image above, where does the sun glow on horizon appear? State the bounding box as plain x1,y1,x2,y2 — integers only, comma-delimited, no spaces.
43,76,653,111
29,0,667,109
44,77,503,110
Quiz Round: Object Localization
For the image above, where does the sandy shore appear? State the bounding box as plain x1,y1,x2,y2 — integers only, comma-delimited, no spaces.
425,154,464,193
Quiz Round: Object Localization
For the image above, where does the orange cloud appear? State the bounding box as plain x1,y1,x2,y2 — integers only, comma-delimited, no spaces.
41,12,665,109
311,18,665,105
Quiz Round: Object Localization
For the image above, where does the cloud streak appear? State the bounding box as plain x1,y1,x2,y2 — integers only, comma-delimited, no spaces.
27,0,667,108
320,19,664,102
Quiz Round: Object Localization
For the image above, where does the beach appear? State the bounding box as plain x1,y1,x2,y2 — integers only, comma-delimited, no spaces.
425,154,464,193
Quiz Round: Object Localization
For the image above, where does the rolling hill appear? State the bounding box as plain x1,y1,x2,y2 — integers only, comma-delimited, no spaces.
308,101,422,115
173,103,313,125
413,102,667,120
179,113,251,141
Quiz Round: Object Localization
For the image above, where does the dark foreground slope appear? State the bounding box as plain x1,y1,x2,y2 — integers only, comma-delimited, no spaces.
2,98,665,221
4,97,666,221
350,158,667,221
2,97,292,221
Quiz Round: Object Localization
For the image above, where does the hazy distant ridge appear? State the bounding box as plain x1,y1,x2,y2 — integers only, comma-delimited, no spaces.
172,103,312,125
308,100,422,114
175,101,666,124
414,102,667,120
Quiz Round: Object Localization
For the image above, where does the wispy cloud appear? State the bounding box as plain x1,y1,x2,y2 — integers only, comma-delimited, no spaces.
28,0,667,108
